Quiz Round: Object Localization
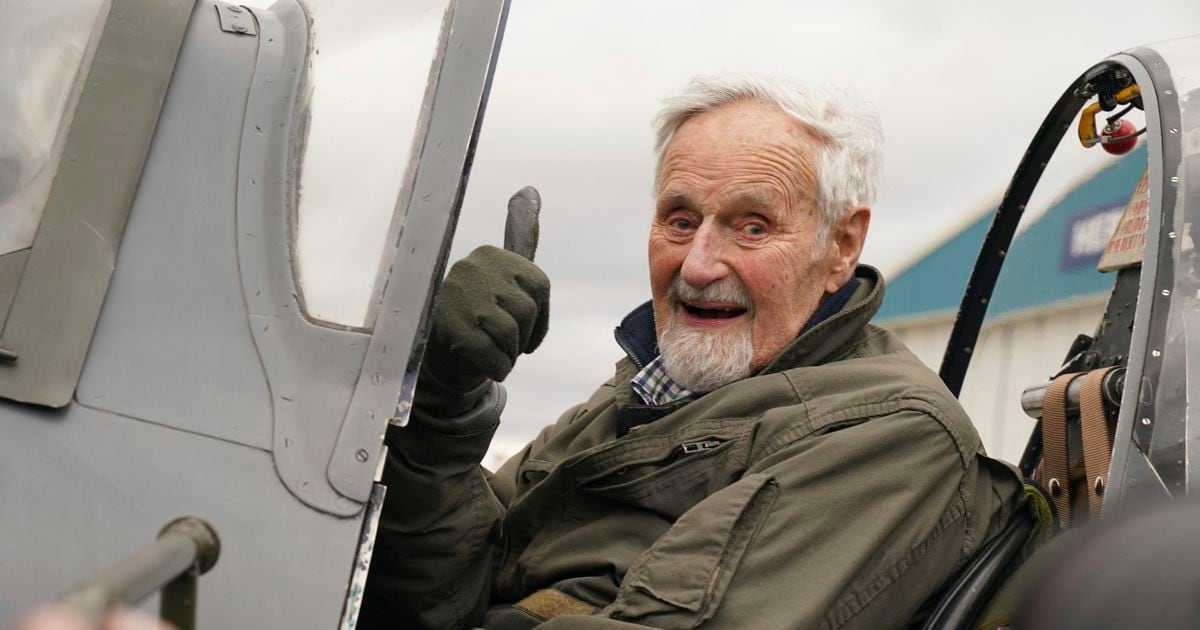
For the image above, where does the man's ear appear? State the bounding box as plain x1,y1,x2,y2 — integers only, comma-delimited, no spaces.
825,206,870,294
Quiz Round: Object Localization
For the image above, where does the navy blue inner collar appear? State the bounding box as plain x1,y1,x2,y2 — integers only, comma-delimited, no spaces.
613,277,860,369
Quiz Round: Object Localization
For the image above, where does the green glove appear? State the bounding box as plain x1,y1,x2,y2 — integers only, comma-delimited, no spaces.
416,245,550,417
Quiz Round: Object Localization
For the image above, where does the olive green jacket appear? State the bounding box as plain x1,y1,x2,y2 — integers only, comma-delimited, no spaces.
364,266,1024,630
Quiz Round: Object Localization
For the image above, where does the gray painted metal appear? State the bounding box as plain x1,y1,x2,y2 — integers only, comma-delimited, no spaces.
0,248,28,332
0,0,194,407
2,1,364,624
1,0,513,622
0,402,361,629
214,1,257,36
1105,49,1177,511
76,0,272,451
326,0,512,503
237,1,369,516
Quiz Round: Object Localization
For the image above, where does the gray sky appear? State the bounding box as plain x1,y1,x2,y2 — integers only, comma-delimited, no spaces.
443,0,1200,463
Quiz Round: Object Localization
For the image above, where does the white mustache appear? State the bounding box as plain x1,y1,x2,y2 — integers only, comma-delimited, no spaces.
668,274,753,313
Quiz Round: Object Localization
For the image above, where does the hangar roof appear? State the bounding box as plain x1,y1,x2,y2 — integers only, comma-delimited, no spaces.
875,144,1147,324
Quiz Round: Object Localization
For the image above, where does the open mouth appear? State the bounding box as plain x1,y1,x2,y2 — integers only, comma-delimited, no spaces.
681,301,748,320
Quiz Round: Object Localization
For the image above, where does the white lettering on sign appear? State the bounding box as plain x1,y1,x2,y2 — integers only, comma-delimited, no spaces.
1099,169,1150,272
1070,210,1123,258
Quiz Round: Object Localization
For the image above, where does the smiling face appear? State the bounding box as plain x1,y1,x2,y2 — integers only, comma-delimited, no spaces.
650,100,865,388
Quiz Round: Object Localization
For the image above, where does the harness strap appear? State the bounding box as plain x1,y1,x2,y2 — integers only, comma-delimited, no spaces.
1079,367,1116,516
1041,373,1078,527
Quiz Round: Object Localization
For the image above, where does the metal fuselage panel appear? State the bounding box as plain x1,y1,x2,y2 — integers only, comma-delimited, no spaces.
74,0,273,450
0,2,361,626
0,402,360,628
1,0,512,623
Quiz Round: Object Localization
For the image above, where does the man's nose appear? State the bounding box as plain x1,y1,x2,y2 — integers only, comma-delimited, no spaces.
680,221,730,287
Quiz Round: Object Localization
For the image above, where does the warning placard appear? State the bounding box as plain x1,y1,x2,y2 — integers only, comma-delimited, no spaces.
1098,168,1149,272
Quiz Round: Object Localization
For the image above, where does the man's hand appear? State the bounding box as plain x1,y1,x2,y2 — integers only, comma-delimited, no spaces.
417,245,550,416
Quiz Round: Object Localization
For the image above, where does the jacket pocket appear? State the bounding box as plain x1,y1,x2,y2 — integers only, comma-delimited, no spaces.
583,437,734,493
516,458,555,493
605,472,779,629
570,434,749,521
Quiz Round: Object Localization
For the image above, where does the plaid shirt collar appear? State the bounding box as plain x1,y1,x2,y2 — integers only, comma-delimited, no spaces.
631,355,696,406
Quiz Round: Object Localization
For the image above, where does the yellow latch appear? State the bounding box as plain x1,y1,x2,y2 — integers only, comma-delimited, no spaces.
1078,84,1142,148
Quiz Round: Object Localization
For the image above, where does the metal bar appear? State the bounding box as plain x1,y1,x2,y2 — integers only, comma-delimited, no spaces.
160,569,199,630
60,517,219,628
1021,367,1125,418
937,61,1123,396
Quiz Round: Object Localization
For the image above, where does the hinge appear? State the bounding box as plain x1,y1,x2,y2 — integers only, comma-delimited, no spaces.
215,3,257,36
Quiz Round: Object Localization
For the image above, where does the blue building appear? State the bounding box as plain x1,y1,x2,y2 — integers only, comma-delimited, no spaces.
875,146,1146,461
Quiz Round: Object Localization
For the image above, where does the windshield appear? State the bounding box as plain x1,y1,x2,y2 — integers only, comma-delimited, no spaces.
291,0,452,328
0,0,109,257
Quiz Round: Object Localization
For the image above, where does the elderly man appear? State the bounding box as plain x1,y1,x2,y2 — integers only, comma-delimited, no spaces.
360,75,1024,629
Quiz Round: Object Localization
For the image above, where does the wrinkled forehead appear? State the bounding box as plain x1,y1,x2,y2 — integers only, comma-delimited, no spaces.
655,101,822,207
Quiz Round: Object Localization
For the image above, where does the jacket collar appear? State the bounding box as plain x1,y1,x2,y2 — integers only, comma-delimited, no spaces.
613,265,885,374
760,265,884,373
613,301,659,370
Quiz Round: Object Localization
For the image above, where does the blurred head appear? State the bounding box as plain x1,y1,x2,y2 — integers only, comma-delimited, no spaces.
649,75,882,392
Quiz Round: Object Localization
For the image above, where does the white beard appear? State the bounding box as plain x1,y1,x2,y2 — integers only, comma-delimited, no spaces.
658,275,754,393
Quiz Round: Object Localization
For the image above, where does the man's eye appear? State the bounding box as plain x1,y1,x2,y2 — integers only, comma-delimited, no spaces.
669,218,695,231
742,224,767,237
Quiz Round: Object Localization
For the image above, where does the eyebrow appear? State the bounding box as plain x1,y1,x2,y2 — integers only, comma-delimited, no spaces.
656,190,690,207
655,187,781,217
726,188,776,209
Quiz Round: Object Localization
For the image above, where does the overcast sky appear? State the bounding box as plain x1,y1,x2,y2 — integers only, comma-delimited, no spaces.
435,0,1200,464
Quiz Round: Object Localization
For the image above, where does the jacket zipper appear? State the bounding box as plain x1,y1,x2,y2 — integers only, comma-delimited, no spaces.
609,439,724,478
614,328,647,369
679,439,722,454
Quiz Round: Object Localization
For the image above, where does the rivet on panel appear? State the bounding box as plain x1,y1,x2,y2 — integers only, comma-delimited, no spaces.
1141,417,1152,426
355,449,370,463
1152,349,1162,357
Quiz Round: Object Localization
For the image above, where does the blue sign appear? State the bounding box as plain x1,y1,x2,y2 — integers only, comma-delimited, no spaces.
1062,204,1123,270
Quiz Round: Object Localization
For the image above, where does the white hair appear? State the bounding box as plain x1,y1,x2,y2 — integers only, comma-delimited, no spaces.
653,74,884,238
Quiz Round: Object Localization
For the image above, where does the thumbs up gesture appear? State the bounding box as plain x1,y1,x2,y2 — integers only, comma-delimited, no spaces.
415,188,549,416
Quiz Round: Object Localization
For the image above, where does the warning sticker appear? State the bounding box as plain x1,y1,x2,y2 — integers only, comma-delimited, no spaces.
1098,168,1150,272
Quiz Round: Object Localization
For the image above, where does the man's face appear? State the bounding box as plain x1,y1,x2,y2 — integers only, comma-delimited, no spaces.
649,100,850,385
